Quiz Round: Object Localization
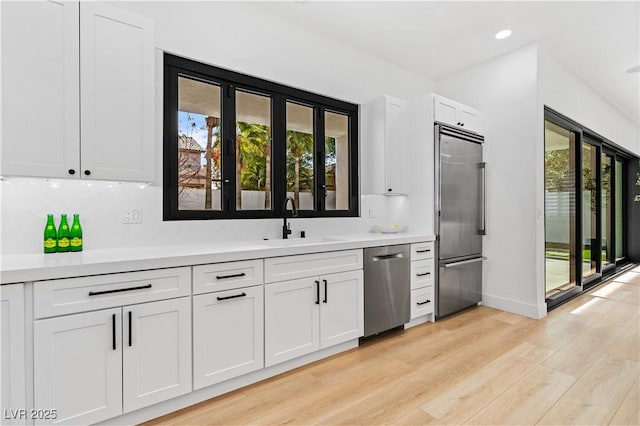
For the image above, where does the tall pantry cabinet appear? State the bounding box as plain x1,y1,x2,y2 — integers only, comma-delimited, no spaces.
1,1,155,182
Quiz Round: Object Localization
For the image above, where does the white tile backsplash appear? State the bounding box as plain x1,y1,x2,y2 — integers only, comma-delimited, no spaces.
0,178,412,255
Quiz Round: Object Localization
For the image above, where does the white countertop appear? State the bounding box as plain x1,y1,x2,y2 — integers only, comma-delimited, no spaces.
1,233,435,284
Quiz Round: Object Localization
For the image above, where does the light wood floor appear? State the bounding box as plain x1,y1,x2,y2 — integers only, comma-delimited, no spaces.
144,265,640,425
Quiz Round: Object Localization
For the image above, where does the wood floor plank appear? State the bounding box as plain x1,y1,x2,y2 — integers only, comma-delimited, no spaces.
420,342,553,425
392,407,442,425
464,365,576,425
542,327,622,377
537,354,639,425
609,377,640,425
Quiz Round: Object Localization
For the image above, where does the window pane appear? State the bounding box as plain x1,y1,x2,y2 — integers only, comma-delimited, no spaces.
615,159,624,259
325,112,349,211
544,120,577,297
236,91,272,210
177,76,222,211
602,153,613,267
581,143,597,278
286,102,314,210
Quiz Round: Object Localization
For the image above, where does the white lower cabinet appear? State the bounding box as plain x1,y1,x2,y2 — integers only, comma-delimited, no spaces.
265,269,363,367
320,271,364,348
34,308,122,425
1,284,26,426
34,297,191,425
193,286,263,389
264,278,320,367
122,298,192,413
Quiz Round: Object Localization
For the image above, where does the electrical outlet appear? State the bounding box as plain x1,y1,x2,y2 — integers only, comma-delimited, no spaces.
122,207,143,224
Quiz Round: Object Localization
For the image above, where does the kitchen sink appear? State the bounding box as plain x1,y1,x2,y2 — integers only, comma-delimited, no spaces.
260,236,344,247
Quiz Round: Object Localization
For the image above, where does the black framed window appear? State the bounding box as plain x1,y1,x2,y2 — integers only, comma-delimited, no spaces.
164,53,359,220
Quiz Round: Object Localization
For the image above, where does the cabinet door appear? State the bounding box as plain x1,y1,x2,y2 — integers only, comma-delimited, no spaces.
34,308,122,425
122,297,191,413
1,285,26,425
384,97,406,194
433,94,459,127
193,286,264,389
1,1,80,178
459,105,481,134
320,270,364,348
80,2,155,181
264,279,320,367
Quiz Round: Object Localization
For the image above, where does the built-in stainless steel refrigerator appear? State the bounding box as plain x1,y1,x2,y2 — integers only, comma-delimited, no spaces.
435,123,486,318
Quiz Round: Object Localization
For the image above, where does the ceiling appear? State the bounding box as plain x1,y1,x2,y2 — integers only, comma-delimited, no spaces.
250,1,640,125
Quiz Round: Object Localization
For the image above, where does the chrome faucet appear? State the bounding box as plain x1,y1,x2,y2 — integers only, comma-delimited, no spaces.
283,196,298,239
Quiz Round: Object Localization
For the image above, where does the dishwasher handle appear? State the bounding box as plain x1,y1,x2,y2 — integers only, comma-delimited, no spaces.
371,253,404,261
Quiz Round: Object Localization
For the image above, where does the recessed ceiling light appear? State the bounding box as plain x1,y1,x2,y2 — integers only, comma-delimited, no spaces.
495,29,512,40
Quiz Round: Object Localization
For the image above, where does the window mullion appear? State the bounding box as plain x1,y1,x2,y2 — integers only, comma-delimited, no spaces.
272,95,286,217
316,106,326,213
222,83,236,215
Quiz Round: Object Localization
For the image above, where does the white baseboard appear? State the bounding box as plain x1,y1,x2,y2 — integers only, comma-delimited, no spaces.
404,314,435,329
482,294,546,319
95,340,358,426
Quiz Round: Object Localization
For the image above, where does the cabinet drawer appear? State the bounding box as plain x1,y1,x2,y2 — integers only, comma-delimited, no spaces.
410,259,434,290
193,259,263,295
411,241,434,261
34,267,191,318
265,249,363,284
411,286,434,319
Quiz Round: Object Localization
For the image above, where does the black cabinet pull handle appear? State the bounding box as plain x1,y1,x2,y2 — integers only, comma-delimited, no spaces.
216,292,246,301
68,169,76,175
84,170,91,176
315,280,320,305
323,279,328,303
112,313,116,350
416,272,431,277
215,272,246,280
416,249,431,253
128,311,132,347
417,299,431,306
89,284,152,296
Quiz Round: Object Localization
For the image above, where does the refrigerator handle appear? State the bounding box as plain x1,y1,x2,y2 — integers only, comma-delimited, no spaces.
479,162,487,235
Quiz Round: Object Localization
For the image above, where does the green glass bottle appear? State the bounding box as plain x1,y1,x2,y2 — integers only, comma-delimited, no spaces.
44,214,57,254
70,214,83,252
57,214,71,252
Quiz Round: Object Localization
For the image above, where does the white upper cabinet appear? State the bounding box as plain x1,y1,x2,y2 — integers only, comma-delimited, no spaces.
1,1,155,181
80,2,155,181
433,94,482,134
362,95,408,195
1,1,80,178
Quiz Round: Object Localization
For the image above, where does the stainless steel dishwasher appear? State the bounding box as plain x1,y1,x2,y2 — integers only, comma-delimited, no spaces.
363,244,410,337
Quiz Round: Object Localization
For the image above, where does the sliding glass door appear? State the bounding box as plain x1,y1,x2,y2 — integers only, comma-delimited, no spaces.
544,120,577,298
601,151,614,271
615,159,625,261
544,108,630,307
581,142,598,281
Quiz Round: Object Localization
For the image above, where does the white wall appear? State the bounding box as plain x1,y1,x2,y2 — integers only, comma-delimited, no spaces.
436,45,544,318
0,1,435,255
539,51,640,156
